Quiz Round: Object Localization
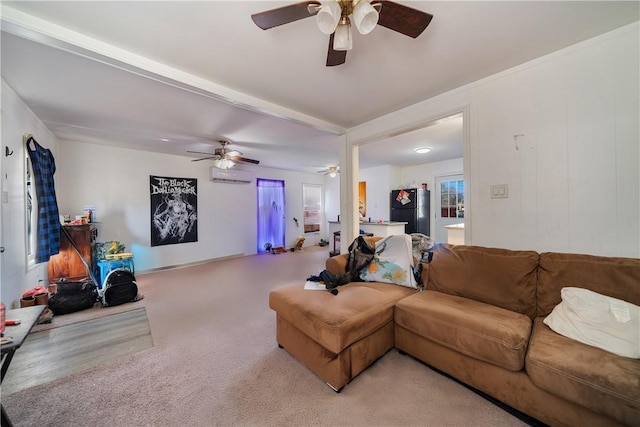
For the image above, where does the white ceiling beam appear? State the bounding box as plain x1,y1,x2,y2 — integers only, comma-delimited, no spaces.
0,5,346,137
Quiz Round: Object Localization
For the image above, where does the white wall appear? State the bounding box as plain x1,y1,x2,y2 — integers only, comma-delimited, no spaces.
56,140,326,272
349,23,639,257
324,174,340,235
359,165,398,222
470,24,639,255
1,80,58,307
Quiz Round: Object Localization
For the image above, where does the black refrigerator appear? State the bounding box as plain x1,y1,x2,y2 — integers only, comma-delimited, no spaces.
390,188,430,235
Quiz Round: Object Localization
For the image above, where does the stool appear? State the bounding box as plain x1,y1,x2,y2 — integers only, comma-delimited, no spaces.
96,258,135,288
330,231,341,257
330,231,374,257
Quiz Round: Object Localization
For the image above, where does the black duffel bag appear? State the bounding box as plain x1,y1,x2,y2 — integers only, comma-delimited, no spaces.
48,280,98,315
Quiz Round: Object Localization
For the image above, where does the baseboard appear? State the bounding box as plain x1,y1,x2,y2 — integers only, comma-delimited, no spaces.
135,253,246,275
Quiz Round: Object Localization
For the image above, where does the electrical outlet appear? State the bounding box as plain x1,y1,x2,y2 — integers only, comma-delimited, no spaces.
490,184,508,199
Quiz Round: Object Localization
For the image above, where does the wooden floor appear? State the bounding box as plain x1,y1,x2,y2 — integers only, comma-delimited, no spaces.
2,307,153,395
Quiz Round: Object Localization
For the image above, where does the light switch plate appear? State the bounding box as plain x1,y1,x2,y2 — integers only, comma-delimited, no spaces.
490,184,508,199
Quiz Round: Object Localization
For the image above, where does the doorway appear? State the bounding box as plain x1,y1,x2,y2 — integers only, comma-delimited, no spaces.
434,174,465,244
257,178,285,253
356,108,468,244
302,183,322,233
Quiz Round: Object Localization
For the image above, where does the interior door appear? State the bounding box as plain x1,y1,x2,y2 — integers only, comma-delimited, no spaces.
434,174,464,243
257,178,285,252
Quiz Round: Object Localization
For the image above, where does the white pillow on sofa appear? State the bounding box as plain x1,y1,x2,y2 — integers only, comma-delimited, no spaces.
359,234,417,289
543,287,640,358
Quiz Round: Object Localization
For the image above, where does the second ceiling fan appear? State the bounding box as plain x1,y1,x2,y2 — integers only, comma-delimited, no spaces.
251,1,433,67
317,166,340,177
188,140,260,170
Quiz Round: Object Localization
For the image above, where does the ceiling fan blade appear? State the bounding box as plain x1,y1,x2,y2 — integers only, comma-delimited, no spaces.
231,156,260,165
376,1,433,38
188,150,217,156
251,1,320,30
326,34,347,67
191,157,217,162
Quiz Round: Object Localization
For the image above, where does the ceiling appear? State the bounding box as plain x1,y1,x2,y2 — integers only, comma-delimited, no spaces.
1,1,638,173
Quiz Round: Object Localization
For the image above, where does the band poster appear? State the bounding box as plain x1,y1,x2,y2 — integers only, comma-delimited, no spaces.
150,175,198,247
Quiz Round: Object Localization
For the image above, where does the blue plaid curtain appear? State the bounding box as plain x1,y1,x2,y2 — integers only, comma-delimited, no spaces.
257,179,285,253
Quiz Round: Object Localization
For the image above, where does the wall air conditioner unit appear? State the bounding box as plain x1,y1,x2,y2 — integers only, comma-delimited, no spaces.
210,167,254,184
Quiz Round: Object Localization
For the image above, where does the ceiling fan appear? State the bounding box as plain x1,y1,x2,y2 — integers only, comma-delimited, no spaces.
188,140,260,170
317,166,340,177
251,1,433,66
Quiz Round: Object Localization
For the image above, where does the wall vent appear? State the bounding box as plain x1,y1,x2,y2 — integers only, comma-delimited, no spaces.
209,168,254,184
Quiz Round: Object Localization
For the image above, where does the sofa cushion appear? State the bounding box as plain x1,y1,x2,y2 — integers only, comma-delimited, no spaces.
544,287,640,358
526,317,640,425
395,291,532,371
326,253,349,276
269,282,415,354
537,252,640,317
424,245,539,318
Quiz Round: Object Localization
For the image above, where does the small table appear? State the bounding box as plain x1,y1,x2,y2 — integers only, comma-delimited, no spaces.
96,257,135,288
1,305,45,427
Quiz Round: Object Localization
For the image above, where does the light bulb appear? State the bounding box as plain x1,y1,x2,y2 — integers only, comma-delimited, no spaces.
333,23,352,51
353,0,378,35
316,1,341,35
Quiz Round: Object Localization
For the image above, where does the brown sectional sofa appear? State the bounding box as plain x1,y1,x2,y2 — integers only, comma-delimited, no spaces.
269,243,640,426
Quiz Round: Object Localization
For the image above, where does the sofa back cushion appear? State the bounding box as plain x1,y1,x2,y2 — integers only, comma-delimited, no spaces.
424,244,539,318
537,252,640,317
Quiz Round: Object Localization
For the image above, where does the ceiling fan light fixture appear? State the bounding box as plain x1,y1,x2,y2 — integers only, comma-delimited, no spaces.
352,0,379,35
213,158,235,170
333,22,353,51
316,1,342,34
252,0,433,66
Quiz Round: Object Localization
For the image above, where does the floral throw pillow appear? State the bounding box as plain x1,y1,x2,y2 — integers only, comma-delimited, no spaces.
359,234,417,289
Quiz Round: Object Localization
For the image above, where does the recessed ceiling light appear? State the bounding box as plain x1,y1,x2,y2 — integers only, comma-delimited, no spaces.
414,147,432,154
160,138,170,142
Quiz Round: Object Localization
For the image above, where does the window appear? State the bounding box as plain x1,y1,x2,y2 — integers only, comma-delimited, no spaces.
440,179,464,218
302,184,322,233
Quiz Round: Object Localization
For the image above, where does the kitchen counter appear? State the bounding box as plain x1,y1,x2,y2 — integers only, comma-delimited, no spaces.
329,221,408,238
444,223,465,245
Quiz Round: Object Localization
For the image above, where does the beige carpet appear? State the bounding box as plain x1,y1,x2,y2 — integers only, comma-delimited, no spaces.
2,246,529,427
